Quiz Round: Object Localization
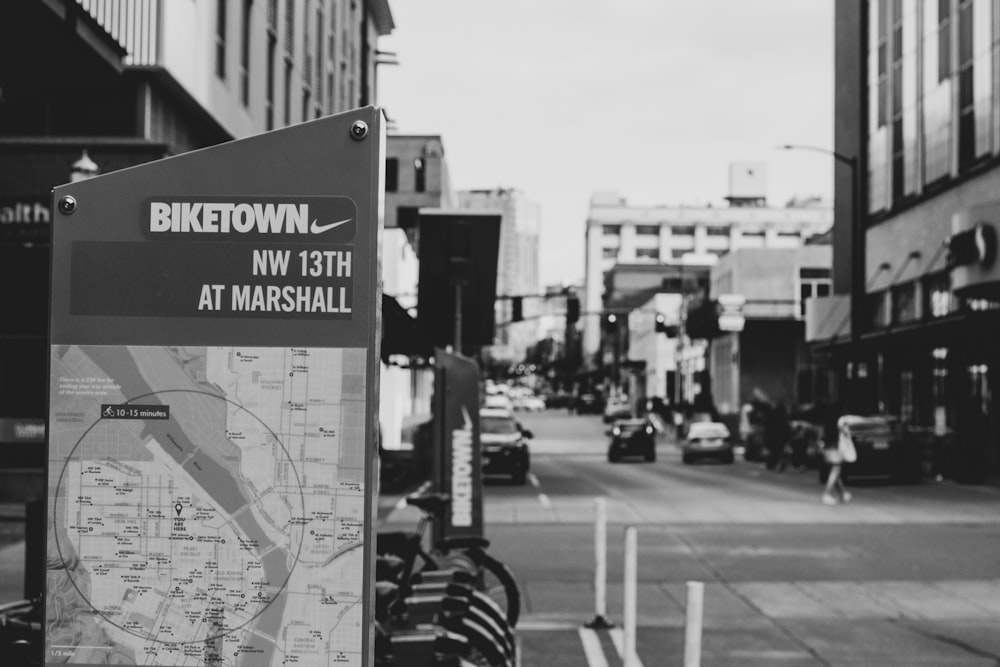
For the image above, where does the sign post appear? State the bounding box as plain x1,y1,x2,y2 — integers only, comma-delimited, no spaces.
44,108,384,666
432,349,484,543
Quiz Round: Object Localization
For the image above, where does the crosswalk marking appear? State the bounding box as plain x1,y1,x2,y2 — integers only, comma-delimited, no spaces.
578,627,611,667
575,626,646,667
609,628,645,667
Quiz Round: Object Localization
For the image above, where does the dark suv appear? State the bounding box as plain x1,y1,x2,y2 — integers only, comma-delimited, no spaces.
607,417,657,463
480,408,532,484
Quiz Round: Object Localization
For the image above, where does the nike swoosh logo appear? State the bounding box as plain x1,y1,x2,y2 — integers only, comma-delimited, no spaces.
310,218,352,234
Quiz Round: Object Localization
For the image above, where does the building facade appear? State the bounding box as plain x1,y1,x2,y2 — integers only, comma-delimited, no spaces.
707,246,833,428
379,134,453,463
457,188,542,363
0,0,394,497
818,0,1000,483
583,187,832,362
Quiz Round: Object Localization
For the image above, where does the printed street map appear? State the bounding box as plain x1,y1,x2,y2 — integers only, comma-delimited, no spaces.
46,345,368,666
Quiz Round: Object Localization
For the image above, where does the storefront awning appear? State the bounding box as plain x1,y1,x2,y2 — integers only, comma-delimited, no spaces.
381,294,433,362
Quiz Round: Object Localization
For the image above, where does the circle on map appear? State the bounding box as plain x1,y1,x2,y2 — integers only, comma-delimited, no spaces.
52,389,307,645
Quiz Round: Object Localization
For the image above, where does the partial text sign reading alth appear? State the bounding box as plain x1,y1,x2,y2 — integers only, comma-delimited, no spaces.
70,196,357,319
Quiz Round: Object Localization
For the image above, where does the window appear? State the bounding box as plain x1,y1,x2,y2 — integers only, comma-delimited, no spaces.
635,248,660,261
635,225,659,236
266,34,276,129
876,0,887,127
671,249,687,260
216,0,227,79
957,0,975,170
302,89,310,123
891,280,919,323
602,247,618,259
799,267,832,317
315,5,323,104
285,0,294,54
925,272,957,318
385,158,399,192
240,0,252,106
302,0,311,85
602,225,621,236
705,225,729,237
414,157,426,192
867,290,891,329
327,3,337,112
283,60,292,126
890,0,904,201
938,0,950,82
672,225,695,236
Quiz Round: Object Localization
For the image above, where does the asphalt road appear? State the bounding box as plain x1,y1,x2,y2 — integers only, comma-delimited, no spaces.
378,408,1000,666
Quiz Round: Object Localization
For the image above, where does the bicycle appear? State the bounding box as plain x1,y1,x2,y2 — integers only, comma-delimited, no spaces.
375,570,515,666
0,598,42,667
377,491,521,628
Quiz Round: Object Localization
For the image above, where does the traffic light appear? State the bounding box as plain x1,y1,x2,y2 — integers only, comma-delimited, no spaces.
566,296,580,324
511,296,523,322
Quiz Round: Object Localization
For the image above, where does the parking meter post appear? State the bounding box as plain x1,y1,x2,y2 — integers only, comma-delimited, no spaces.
584,496,613,629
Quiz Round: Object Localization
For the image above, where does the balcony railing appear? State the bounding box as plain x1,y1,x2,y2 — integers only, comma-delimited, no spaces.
78,0,159,66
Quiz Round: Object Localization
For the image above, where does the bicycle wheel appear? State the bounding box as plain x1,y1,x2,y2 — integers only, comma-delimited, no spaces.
468,550,521,628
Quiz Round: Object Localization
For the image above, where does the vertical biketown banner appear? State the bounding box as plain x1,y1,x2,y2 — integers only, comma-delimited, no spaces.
434,350,484,540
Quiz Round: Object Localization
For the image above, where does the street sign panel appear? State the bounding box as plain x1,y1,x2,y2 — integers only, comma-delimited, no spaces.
44,108,384,667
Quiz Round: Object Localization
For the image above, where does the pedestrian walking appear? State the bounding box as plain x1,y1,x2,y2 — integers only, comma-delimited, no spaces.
764,404,791,471
821,415,856,505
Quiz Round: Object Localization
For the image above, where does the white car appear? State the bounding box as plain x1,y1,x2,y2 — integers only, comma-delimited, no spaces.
484,394,514,412
682,421,734,464
513,395,546,412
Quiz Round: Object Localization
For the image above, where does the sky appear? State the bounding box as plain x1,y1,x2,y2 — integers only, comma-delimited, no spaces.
376,0,835,287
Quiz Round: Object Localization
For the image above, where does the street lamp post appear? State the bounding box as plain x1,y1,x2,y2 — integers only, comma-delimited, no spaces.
778,144,864,412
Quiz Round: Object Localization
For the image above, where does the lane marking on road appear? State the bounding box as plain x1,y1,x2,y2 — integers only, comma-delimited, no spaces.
577,627,610,667
609,628,645,667
538,493,552,508
528,473,541,488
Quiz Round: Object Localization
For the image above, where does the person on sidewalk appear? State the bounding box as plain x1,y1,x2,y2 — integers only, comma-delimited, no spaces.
821,414,854,505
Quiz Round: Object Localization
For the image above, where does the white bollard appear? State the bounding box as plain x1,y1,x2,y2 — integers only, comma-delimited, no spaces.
585,497,612,628
684,581,705,667
595,497,607,620
623,525,638,667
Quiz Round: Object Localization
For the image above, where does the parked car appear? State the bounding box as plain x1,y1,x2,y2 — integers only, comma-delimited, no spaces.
819,415,921,484
480,407,532,484
484,393,514,412
682,421,734,464
513,394,546,412
573,392,605,415
602,396,631,423
607,417,657,463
